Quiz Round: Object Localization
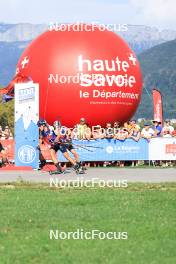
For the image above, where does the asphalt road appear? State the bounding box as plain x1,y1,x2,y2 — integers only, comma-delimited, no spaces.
0,168,176,183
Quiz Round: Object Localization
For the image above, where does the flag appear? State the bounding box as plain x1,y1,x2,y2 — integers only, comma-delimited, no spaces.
2,94,14,103
152,89,163,124
0,74,32,99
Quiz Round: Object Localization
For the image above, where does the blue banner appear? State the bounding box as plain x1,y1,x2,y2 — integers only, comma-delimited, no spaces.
58,138,149,162
15,118,39,168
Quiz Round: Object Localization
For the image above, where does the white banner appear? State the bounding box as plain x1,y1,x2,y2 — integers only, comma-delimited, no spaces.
15,82,39,168
15,82,39,128
149,137,176,160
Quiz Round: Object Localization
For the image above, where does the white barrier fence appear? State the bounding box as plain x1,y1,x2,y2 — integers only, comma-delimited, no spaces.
149,138,176,160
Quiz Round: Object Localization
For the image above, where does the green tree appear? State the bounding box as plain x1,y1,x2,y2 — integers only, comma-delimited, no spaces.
0,93,14,132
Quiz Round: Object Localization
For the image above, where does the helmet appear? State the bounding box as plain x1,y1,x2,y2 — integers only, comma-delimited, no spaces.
37,119,47,127
53,120,61,128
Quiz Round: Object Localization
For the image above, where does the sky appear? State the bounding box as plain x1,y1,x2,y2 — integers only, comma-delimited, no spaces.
0,0,176,29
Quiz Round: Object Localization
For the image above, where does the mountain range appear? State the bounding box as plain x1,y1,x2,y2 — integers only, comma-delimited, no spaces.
137,39,176,119
0,23,175,118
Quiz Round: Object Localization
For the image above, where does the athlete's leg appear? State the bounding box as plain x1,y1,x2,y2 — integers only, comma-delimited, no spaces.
38,148,46,169
59,144,76,166
70,148,80,163
50,145,62,172
50,149,58,164
61,145,82,171
63,151,76,166
63,151,81,172
69,148,83,171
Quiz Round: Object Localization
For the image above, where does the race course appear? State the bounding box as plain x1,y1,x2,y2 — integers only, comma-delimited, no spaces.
0,168,176,183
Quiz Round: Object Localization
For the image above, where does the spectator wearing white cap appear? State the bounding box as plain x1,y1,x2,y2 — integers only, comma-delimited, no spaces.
141,122,156,140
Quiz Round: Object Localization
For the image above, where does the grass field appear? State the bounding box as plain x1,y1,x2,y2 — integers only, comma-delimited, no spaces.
0,183,176,264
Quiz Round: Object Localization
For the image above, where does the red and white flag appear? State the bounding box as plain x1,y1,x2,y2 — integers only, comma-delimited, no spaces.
152,89,163,124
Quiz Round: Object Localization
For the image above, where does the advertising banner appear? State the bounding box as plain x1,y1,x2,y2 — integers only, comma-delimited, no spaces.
58,138,149,162
3,137,176,163
149,137,176,160
14,82,39,168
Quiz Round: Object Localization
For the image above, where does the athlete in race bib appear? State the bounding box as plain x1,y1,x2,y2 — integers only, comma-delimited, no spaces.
50,121,81,173
37,119,51,169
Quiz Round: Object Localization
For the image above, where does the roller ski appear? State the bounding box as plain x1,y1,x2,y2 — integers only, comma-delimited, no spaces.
73,162,86,175
49,163,66,175
49,170,65,175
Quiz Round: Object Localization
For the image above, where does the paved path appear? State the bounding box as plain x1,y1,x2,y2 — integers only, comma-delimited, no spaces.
0,168,176,183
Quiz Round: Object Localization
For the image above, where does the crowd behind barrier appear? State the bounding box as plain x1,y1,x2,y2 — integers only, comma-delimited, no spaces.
0,119,176,166
70,119,176,140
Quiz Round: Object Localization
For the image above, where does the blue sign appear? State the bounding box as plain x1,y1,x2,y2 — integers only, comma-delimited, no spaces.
18,86,35,102
15,118,39,168
58,138,149,162
18,145,36,163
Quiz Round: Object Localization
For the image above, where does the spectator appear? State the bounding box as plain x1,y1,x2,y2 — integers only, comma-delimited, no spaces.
141,122,156,140
163,128,173,138
76,118,91,140
105,123,114,139
152,120,162,136
84,125,92,140
92,125,105,139
172,130,176,138
0,126,3,138
123,122,130,131
0,141,7,166
114,126,128,141
113,121,120,131
113,122,119,128
3,126,13,139
72,126,79,140
128,126,141,141
128,120,140,131
162,120,174,136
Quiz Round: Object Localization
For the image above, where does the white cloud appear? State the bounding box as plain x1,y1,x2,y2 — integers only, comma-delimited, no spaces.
129,0,176,28
0,0,175,29
0,0,128,24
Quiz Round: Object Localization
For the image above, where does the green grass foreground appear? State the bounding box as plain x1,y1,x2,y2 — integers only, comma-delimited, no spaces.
0,183,176,264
